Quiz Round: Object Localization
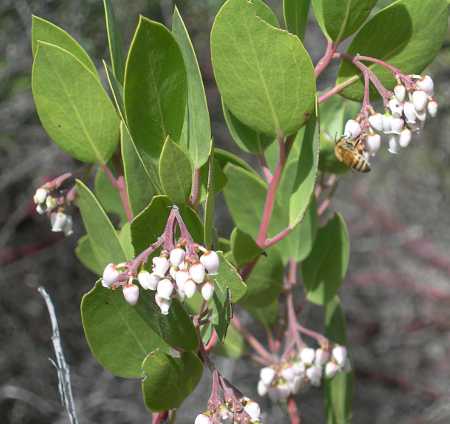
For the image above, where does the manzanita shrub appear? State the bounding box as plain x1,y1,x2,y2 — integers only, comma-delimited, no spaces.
30,0,448,422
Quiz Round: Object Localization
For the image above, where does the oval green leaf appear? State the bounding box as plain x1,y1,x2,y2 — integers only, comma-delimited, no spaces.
103,0,125,84
283,0,310,40
211,0,316,136
124,16,187,158
81,281,169,378
159,137,193,204
31,15,97,76
336,0,448,100
32,42,120,164
311,0,377,43
302,213,350,305
141,351,203,411
172,7,212,168
76,179,127,267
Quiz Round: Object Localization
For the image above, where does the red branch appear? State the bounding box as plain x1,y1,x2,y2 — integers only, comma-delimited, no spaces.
287,396,301,424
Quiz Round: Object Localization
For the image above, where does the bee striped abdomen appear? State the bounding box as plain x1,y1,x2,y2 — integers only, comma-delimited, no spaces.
334,136,371,173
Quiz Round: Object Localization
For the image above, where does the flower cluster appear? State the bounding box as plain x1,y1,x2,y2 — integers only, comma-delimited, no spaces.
195,396,262,424
138,246,219,314
101,206,220,313
33,173,75,236
257,345,349,401
343,74,438,157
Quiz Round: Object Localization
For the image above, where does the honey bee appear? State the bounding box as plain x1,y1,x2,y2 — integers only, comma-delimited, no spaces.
334,136,371,173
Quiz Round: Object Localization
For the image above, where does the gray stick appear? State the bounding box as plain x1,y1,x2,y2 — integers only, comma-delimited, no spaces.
38,286,79,424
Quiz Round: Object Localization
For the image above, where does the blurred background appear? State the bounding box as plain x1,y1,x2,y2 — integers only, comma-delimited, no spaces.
1,0,449,423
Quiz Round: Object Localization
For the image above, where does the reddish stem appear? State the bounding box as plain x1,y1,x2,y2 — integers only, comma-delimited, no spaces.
232,316,274,364
287,396,301,424
314,41,336,78
319,78,355,104
101,164,133,222
256,135,293,248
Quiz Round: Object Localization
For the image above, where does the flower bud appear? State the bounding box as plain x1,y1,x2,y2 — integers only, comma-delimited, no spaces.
324,362,340,379
274,383,290,400
123,284,139,305
183,279,197,298
244,401,261,420
201,281,214,301
292,361,306,376
368,113,384,132
155,294,171,315
403,101,417,124
388,135,400,154
157,278,174,300
412,90,428,112
36,204,46,215
390,117,404,134
200,251,220,275
388,97,403,118
138,270,159,290
382,114,393,133
50,211,68,233
33,188,48,204
190,262,206,284
281,366,296,382
344,119,362,139
399,128,412,148
299,347,315,365
332,345,348,367
260,367,276,385
416,75,434,95
315,349,330,367
169,247,185,267
152,256,170,278
63,215,73,236
194,414,212,424
306,365,322,386
45,196,58,210
366,133,381,155
394,84,406,102
427,100,438,118
257,380,268,397
102,263,119,287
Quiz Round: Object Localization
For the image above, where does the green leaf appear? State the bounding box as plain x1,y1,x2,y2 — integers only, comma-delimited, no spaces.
81,281,169,378
283,0,310,40
311,0,377,43
230,228,262,268
103,0,126,84
214,252,247,302
75,235,103,275
118,222,134,260
94,166,127,223
31,16,97,76
211,0,316,136
240,249,283,307
131,195,203,256
103,61,126,121
324,297,353,424
302,213,350,305
281,109,320,227
336,0,449,100
279,195,318,263
32,42,120,164
214,148,255,175
141,351,203,411
172,8,211,168
76,180,127,267
124,16,187,159
214,324,246,358
246,300,279,327
121,122,159,216
222,100,274,154
211,284,232,341
204,148,216,249
159,137,193,204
